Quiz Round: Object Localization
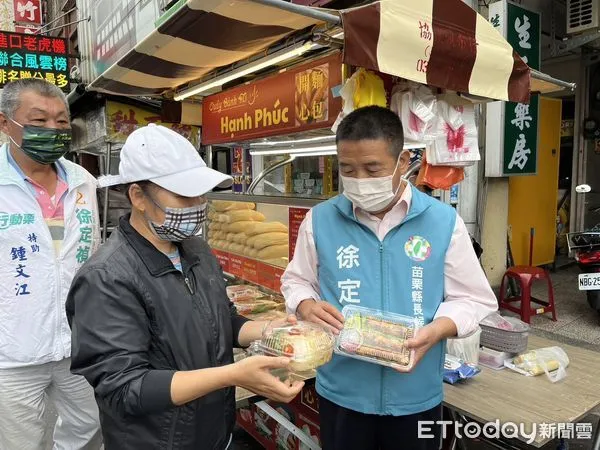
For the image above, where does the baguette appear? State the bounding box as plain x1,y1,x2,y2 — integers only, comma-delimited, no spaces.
257,244,289,260
207,230,216,239
230,243,245,254
224,221,255,233
208,221,221,231
249,248,258,258
233,233,247,244
226,233,236,242
246,235,259,248
219,210,265,224
244,222,289,236
212,200,256,212
252,232,289,250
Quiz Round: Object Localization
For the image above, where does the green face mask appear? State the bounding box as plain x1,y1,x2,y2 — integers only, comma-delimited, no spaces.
10,119,72,165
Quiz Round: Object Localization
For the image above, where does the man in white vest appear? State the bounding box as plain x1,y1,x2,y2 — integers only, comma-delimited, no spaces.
0,79,101,449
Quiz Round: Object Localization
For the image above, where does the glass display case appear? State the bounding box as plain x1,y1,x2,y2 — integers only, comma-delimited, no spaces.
205,193,323,294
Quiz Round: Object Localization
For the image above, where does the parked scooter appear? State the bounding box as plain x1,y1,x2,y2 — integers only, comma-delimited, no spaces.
567,184,600,312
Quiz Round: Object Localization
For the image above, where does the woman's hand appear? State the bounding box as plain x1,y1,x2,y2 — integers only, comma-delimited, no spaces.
230,355,304,403
264,314,298,334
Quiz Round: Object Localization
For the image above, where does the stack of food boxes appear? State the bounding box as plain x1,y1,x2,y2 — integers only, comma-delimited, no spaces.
207,200,290,266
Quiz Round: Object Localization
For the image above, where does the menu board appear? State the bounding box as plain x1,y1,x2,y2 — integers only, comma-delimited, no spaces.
289,207,309,261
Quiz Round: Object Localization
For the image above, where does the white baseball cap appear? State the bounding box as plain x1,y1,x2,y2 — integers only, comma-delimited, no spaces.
97,124,232,197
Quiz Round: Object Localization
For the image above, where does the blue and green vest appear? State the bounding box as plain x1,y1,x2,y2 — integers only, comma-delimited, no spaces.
313,186,456,416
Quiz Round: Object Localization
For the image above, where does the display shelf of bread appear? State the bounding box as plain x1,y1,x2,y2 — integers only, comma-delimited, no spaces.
207,200,290,268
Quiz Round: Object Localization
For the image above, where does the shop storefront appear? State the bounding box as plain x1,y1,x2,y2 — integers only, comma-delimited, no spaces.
79,0,583,448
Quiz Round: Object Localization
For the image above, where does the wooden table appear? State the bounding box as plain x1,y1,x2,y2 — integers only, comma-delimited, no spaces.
444,334,600,448
234,334,600,449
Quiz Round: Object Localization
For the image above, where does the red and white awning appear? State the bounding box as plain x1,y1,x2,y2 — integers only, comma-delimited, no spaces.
340,0,530,103
86,0,574,101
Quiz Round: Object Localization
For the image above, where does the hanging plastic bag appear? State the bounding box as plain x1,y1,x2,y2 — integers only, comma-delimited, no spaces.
415,153,464,190
504,347,569,383
391,84,437,144
426,94,480,166
331,68,387,133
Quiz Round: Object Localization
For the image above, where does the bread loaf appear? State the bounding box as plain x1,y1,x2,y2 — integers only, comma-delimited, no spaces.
208,221,221,231
257,244,289,260
218,210,265,224
246,235,258,248
252,232,289,250
245,222,289,236
207,230,216,239
234,233,247,244
249,248,258,258
226,233,236,242
231,243,245,254
212,200,256,212
224,221,255,233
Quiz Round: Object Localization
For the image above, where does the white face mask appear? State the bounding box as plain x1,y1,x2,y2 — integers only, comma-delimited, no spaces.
341,160,403,213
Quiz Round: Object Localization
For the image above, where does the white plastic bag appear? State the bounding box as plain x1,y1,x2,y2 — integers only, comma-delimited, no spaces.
504,346,569,383
446,327,482,365
426,95,480,166
480,313,529,332
393,85,437,144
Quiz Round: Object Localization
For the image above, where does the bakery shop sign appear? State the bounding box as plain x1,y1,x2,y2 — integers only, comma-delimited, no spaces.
201,53,342,145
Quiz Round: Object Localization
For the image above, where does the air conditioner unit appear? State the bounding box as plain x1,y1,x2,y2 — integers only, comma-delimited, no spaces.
567,0,600,34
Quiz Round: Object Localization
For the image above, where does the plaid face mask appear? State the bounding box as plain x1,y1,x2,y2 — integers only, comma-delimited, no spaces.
146,195,207,242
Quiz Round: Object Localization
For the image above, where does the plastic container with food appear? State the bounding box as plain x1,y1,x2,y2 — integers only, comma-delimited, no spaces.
334,305,419,370
226,285,261,301
235,299,284,316
247,321,335,374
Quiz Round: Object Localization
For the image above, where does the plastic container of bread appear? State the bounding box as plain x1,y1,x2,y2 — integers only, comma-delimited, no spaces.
335,306,419,370
247,322,335,374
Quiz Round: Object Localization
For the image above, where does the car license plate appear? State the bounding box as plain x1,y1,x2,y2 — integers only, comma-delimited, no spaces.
578,273,600,290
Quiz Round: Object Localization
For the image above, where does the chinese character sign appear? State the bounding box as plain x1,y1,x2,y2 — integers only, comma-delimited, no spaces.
13,0,42,25
503,3,540,175
0,32,69,91
487,1,540,176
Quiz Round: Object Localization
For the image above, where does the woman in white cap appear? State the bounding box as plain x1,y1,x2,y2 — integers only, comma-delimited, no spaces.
66,124,304,450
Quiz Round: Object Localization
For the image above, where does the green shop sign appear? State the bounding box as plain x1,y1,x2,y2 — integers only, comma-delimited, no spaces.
489,1,540,176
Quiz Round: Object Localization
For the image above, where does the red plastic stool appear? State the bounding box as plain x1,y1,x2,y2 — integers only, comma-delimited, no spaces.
499,228,558,324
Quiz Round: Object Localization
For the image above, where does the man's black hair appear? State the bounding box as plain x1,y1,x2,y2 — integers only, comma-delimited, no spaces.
336,105,405,159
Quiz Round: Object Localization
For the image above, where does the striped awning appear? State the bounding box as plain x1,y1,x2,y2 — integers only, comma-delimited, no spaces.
88,0,574,101
341,0,531,103
87,0,323,96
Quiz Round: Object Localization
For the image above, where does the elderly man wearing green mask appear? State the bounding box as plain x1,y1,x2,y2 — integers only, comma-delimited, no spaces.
0,79,101,450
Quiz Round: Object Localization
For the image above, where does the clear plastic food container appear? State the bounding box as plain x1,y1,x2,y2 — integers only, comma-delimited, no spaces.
334,306,419,370
247,321,335,373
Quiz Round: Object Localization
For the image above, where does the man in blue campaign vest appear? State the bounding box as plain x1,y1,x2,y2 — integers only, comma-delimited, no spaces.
281,106,497,450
